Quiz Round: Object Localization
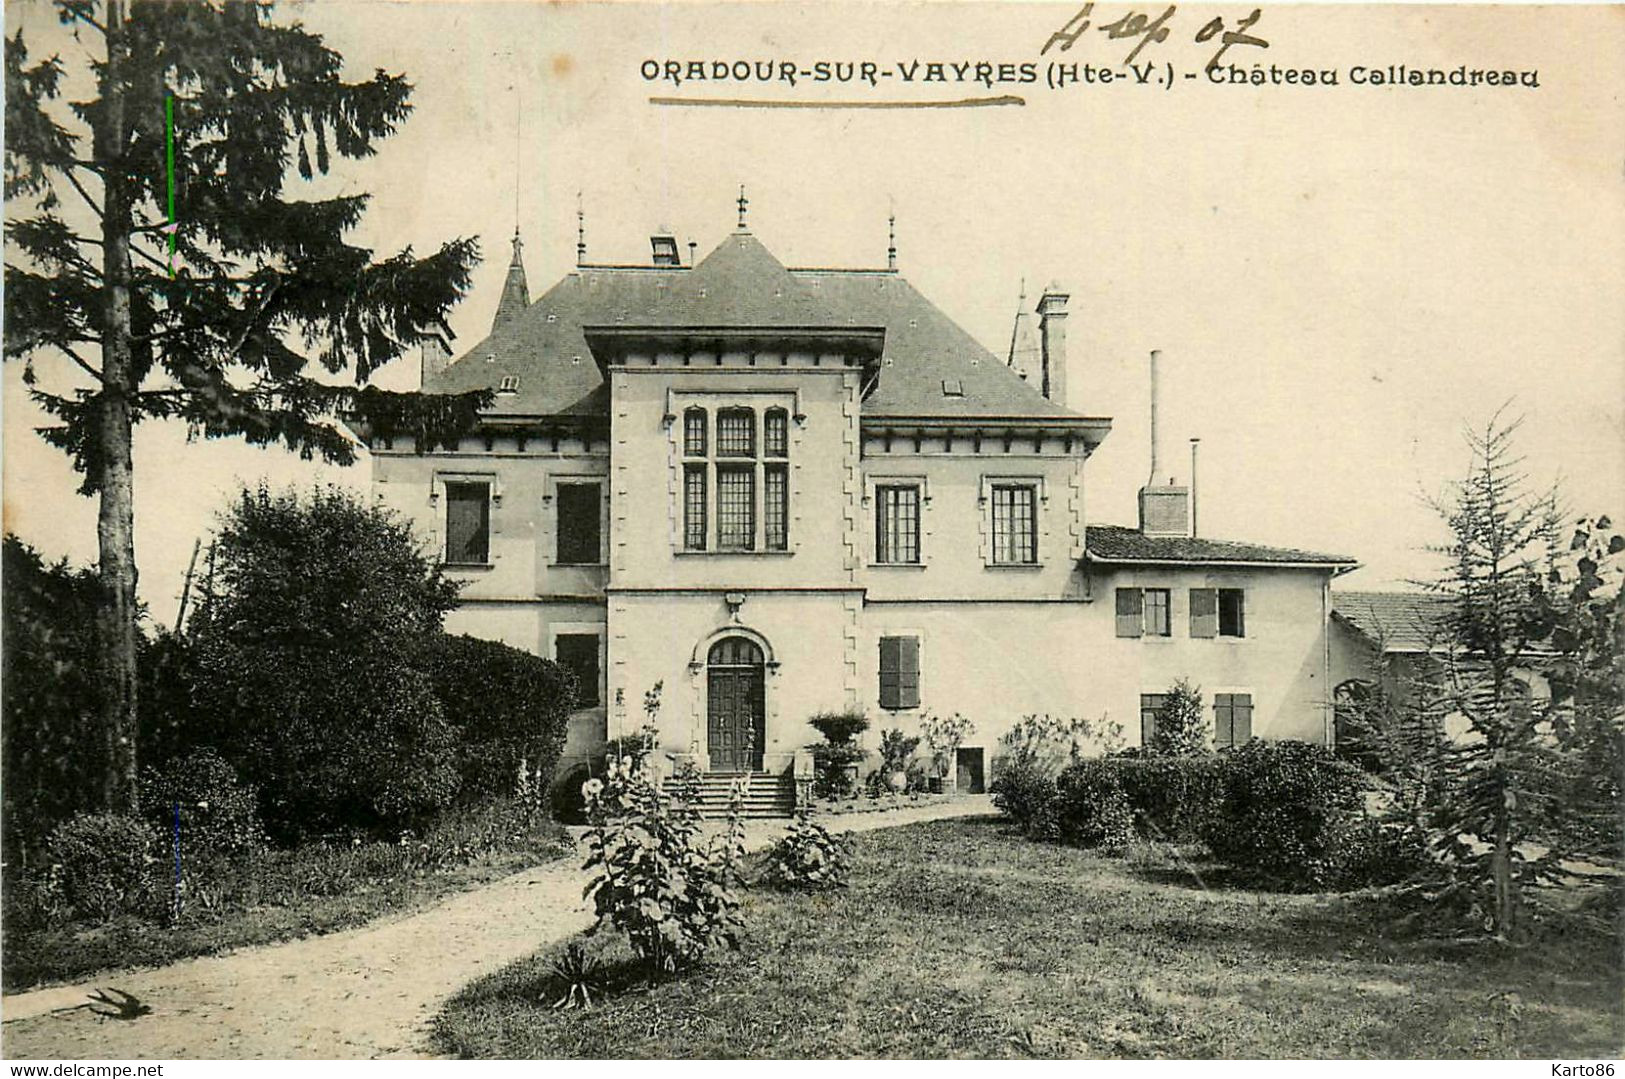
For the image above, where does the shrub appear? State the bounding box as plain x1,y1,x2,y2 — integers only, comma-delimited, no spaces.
763,808,852,890
989,714,1120,836
1148,678,1209,756
808,710,869,800
808,710,869,746
1,537,108,864
1052,760,1136,852
1202,739,1369,890
919,712,976,779
422,634,575,803
1109,754,1226,841
140,749,263,862
187,486,465,841
45,813,158,923
581,757,745,974
877,728,922,777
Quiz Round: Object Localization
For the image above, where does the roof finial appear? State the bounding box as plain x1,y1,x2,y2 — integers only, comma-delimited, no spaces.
510,225,523,266
1018,276,1027,309
887,196,897,271
736,184,749,231
575,190,586,267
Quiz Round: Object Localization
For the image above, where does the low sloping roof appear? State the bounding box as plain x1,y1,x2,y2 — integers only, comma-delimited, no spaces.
1085,524,1358,568
1332,590,1452,652
426,231,1090,424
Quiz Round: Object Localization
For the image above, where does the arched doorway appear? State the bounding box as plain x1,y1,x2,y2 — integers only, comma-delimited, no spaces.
707,636,766,771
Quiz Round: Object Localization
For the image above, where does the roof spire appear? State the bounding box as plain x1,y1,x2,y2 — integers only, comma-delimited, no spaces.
492,224,530,332
736,184,749,231
575,190,586,266
887,209,897,272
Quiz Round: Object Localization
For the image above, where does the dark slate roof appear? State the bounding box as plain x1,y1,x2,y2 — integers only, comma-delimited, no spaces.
1084,525,1358,567
426,231,1089,423
1332,590,1451,652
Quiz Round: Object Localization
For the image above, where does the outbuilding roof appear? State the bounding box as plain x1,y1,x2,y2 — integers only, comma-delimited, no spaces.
1084,525,1358,569
1331,590,1452,652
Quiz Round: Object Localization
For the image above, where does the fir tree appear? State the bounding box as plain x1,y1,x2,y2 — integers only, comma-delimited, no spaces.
4,1,490,812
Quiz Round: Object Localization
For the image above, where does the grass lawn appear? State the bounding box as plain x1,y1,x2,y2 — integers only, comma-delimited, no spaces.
3,810,572,993
435,816,1622,1059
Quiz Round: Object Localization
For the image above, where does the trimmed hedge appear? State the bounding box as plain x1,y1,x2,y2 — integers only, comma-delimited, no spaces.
1051,760,1135,851
1108,754,1226,841
422,634,576,804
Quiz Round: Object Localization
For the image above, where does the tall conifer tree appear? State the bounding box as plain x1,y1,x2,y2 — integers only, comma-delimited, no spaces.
5,0,490,811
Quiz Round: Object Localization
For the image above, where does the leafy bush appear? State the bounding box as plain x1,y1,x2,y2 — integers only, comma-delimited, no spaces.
581,757,745,974
990,714,1121,836
422,633,575,802
1,537,109,864
1202,739,1369,890
919,712,976,778
187,485,464,841
809,710,870,746
1108,754,1226,841
1148,678,1209,756
44,813,158,923
1052,760,1136,852
140,749,263,862
763,808,852,890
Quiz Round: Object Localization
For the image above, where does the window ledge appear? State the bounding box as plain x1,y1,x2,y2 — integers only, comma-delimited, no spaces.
869,561,928,570
549,561,609,570
442,561,495,571
675,549,795,558
984,562,1044,570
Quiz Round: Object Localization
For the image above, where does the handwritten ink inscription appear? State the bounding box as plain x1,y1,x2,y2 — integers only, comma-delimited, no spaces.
1042,3,1268,71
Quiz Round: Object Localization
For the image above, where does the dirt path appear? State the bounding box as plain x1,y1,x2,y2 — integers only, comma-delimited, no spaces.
2,798,992,1060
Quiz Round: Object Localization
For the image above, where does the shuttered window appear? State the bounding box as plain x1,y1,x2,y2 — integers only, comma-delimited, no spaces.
1189,588,1218,638
1140,693,1166,747
1144,588,1171,636
1115,587,1144,638
444,482,490,565
555,483,601,565
1214,692,1253,749
879,636,920,710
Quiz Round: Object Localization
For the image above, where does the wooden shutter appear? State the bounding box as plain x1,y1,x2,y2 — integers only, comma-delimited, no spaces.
1139,694,1162,747
879,636,919,709
1115,588,1144,638
879,636,900,709
1189,588,1218,638
1232,693,1252,743
1213,694,1232,749
897,636,920,709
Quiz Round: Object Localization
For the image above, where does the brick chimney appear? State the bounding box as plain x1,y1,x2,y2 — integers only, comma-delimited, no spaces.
418,319,456,389
1037,282,1069,406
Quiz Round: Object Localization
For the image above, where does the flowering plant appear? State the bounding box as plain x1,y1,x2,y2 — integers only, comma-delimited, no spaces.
580,756,745,974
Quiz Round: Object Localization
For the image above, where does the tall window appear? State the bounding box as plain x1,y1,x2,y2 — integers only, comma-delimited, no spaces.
1144,588,1171,637
991,484,1038,564
555,634,601,708
680,404,789,552
765,465,788,551
1213,692,1253,749
717,466,755,550
879,636,920,710
1218,589,1246,637
876,485,921,564
444,482,490,565
555,483,601,565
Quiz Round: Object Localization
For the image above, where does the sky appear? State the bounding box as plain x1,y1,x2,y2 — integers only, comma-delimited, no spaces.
4,2,1622,628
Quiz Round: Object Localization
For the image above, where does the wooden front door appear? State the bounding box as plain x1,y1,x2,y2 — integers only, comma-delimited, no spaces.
707,637,766,771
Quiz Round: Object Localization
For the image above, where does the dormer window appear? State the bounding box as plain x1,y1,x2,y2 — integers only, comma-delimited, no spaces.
651,233,680,266
497,375,519,394
942,378,964,397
